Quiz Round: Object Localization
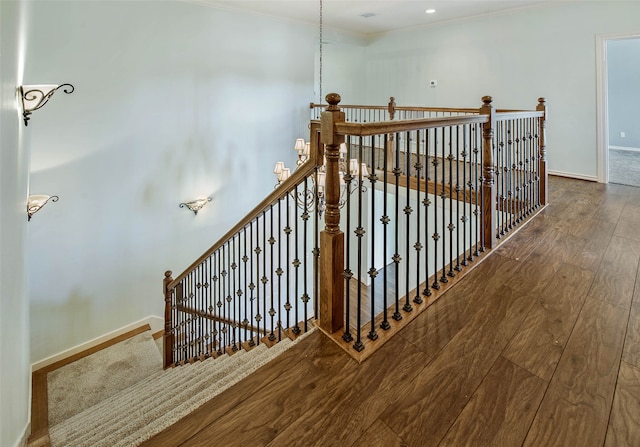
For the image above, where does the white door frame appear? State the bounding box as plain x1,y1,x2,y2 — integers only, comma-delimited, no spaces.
596,32,640,183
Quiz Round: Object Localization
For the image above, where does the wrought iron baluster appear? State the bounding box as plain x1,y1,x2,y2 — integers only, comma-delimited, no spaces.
277,199,284,341
199,263,205,357
231,237,238,351
313,168,320,322
461,125,469,268
249,221,256,347
292,188,300,335
302,178,310,333
381,134,391,329
393,133,403,318
403,131,413,314
212,251,219,355
447,126,455,278
242,228,249,345
414,130,423,305
189,271,195,361
480,120,486,253
473,123,482,255
432,128,440,291
269,205,276,341
507,120,514,231
254,217,262,346
455,125,462,273
222,243,229,352
285,193,291,332
368,135,378,341
423,129,432,297
343,138,354,343
354,136,365,352
261,211,267,340
440,126,448,285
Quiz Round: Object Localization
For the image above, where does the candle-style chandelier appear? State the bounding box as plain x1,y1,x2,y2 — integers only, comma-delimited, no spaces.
273,139,369,216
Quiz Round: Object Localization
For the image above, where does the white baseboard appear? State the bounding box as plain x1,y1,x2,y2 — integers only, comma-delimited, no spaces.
610,145,640,152
548,170,598,182
31,315,164,372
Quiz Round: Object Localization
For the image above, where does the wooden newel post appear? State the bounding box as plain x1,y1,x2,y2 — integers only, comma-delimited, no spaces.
479,96,497,250
163,270,174,368
536,98,548,206
319,93,346,334
388,96,396,121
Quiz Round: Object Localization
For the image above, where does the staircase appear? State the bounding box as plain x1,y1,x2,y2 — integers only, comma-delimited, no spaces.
41,328,308,447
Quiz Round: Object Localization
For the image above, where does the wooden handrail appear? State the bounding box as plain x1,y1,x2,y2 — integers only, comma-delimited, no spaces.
167,122,322,290
334,115,488,137
495,110,544,121
176,304,262,334
310,102,479,114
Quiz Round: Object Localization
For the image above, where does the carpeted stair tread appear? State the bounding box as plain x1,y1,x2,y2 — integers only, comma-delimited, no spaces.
48,337,302,447
106,341,291,447
50,348,252,445
47,330,163,426
54,343,278,447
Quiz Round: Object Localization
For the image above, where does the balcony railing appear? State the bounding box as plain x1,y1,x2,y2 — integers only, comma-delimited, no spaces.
164,94,548,366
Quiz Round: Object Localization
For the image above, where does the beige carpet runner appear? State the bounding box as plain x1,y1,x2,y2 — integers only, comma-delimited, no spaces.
48,331,163,426
48,332,307,447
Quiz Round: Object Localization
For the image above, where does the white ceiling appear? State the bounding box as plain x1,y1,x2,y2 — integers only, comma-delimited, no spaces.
189,0,554,36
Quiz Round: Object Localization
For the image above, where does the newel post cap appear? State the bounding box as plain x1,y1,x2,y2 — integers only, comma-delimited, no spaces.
325,93,341,111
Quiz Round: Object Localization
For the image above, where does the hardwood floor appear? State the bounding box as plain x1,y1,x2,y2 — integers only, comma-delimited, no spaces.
139,175,640,446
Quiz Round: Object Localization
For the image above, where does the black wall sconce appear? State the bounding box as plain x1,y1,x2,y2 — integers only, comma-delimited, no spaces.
19,84,74,126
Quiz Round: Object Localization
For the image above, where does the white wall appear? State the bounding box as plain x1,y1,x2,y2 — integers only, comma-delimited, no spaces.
25,1,321,363
0,1,31,445
23,0,639,368
608,37,640,148
352,1,640,179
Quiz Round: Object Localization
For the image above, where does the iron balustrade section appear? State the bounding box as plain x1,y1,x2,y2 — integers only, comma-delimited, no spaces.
338,115,486,353
162,97,548,365
494,112,543,239
310,99,480,122
163,126,323,368
331,105,544,354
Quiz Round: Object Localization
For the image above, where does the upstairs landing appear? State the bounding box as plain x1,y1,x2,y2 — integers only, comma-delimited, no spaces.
143,176,640,447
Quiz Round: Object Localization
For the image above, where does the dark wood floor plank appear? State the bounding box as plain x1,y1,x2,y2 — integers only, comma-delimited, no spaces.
623,287,640,368
438,356,547,447
181,334,429,447
351,419,406,447
571,218,616,272
494,212,553,261
542,190,594,222
263,336,431,447
591,191,629,224
138,177,640,447
587,235,640,310
526,228,588,273
604,361,640,447
523,298,628,447
399,253,522,358
615,201,640,242
379,284,536,446
141,332,350,447
502,262,594,381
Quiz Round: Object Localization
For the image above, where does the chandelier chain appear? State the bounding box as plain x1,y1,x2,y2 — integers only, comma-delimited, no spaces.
319,0,323,104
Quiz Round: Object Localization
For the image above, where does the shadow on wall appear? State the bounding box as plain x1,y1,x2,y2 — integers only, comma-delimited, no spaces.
30,289,94,363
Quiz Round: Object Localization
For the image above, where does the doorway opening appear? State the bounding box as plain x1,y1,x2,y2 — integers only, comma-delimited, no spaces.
596,33,640,186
